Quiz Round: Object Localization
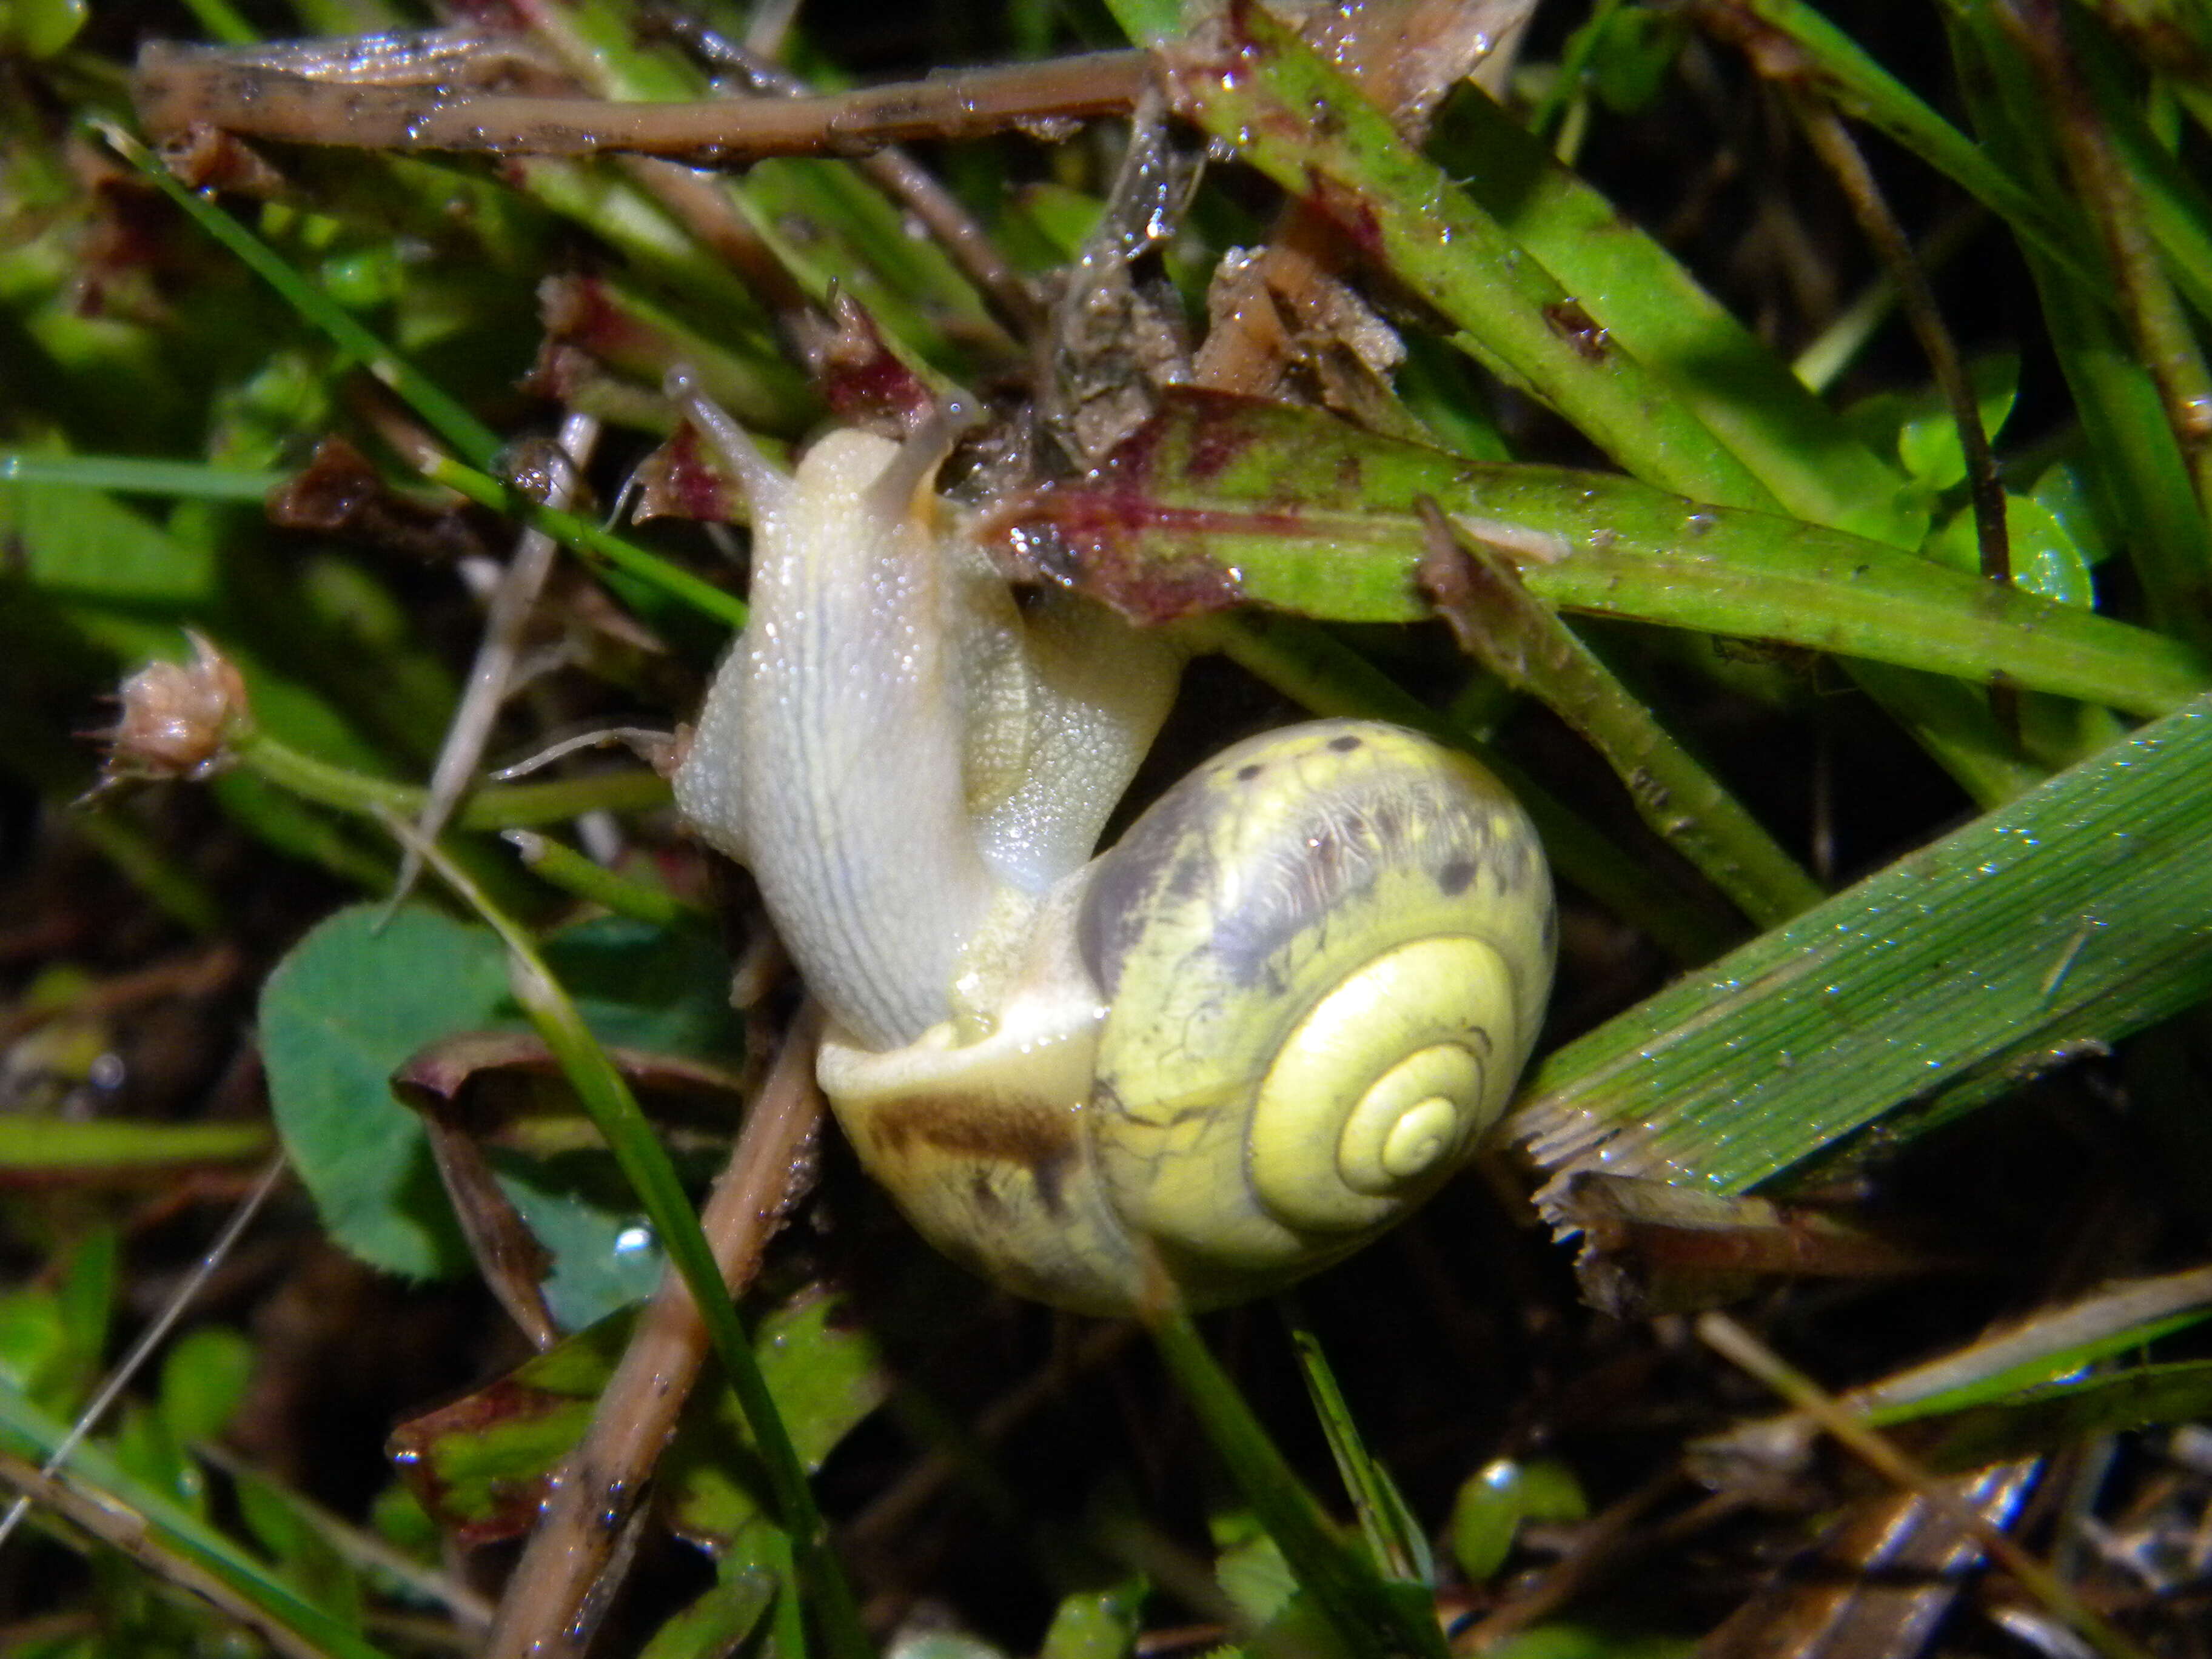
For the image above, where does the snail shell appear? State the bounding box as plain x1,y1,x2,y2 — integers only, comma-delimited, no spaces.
822,719,1553,1315
667,386,1554,1314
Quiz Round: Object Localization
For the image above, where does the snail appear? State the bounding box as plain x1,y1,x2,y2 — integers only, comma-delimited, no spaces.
669,380,1555,1315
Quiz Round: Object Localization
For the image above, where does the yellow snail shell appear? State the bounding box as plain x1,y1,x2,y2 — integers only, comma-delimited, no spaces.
669,381,1553,1314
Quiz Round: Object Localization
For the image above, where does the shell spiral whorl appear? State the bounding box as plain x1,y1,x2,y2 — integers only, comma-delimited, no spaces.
1075,719,1555,1307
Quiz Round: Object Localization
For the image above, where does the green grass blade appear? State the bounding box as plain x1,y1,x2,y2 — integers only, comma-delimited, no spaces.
1944,3,2212,650
1420,79,1921,546
0,1380,392,1659
1516,688,2212,1198
1726,0,2101,296
0,454,286,500
1148,1310,1448,1659
0,1119,270,1172
99,124,505,474
1281,1306,1430,1584
1145,5,1776,511
1017,397,2212,717
234,725,671,830
1426,509,1824,926
419,454,747,629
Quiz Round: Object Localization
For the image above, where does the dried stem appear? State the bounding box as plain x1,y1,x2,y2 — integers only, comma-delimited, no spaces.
651,15,1045,342
1696,1310,2152,1659
394,409,600,907
484,1000,828,1659
2003,0,2212,529
134,38,1148,165
1787,87,2010,589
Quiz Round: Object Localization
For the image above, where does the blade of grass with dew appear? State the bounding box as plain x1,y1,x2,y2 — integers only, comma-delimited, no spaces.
1121,0,1923,547
1515,688,2212,1205
1422,502,1824,927
394,823,874,1659
0,1381,392,1659
1417,77,1922,546
1692,1265,2212,1474
1123,1,2138,806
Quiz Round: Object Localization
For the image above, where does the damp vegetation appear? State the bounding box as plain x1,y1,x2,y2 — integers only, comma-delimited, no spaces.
4,1,2212,1657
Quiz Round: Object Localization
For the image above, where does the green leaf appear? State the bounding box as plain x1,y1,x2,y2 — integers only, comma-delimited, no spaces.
1447,1461,1520,1584
0,1292,70,1410
1213,1518,1298,1628
1575,4,1687,114
258,905,504,1279
1926,494,2098,608
492,1152,663,1333
4,0,87,58
640,1569,777,1659
261,903,743,1317
1041,1582,1146,1659
395,1289,888,1552
52,1229,116,1406
0,481,215,602
110,1401,205,1519
1513,1460,1590,1526
665,1288,893,1545
536,916,745,1062
1879,354,2020,489
157,1326,254,1447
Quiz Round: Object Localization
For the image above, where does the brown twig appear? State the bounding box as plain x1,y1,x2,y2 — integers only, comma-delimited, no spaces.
484,999,828,1659
647,14,1045,344
1785,87,2010,592
133,38,1149,166
2002,0,2212,545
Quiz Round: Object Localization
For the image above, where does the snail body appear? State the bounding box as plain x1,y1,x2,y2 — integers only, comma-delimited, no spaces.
672,384,1554,1314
